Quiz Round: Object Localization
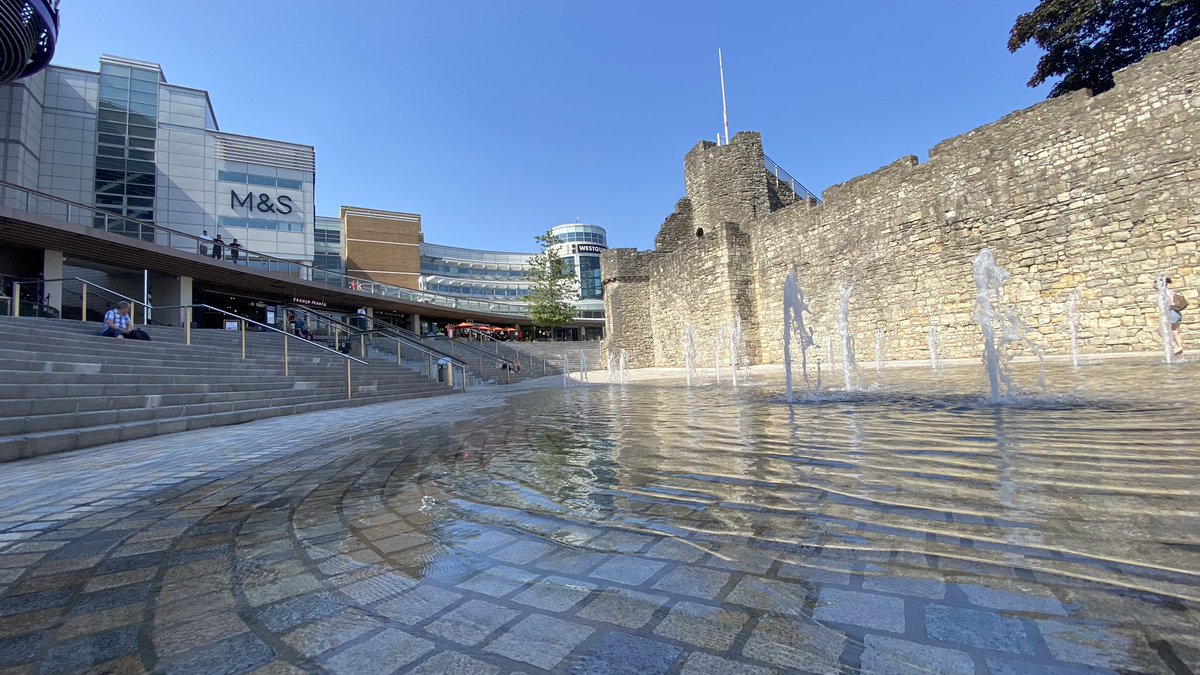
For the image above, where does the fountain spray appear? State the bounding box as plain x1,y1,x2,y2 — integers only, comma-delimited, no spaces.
561,353,570,387
729,316,743,386
1066,292,1080,368
783,268,815,402
837,284,858,390
713,325,725,384
618,349,629,384
578,350,588,384
874,329,885,373
1157,277,1176,365
927,326,940,371
606,351,615,383
973,248,1046,402
683,322,698,387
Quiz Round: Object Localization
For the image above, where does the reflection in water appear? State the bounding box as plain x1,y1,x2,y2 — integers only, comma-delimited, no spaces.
290,360,1200,672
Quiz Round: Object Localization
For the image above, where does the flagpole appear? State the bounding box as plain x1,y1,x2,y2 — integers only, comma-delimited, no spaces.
718,48,729,145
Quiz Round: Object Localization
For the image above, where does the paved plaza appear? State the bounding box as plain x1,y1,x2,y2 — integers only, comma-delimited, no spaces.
0,375,1198,674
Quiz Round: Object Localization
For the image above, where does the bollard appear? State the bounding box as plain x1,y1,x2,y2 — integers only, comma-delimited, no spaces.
11,282,18,317
346,360,352,400
185,307,192,346
241,320,246,359
283,332,289,376
80,283,87,321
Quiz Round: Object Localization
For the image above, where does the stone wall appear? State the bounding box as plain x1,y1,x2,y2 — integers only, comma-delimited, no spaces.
603,39,1200,368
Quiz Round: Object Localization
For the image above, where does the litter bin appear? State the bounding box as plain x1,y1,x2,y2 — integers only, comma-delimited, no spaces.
437,357,450,382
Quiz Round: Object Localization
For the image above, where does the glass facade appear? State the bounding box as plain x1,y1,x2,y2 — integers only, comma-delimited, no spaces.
93,61,160,240
578,255,602,299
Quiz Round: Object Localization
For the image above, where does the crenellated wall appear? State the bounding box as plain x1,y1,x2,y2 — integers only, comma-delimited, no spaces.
602,39,1200,368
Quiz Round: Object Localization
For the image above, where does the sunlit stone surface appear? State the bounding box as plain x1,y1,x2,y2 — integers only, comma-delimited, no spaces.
0,362,1197,673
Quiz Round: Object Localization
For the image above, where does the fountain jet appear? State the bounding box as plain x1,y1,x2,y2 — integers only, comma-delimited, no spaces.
783,268,815,402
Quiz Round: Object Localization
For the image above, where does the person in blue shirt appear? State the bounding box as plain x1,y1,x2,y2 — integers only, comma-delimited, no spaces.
100,301,150,340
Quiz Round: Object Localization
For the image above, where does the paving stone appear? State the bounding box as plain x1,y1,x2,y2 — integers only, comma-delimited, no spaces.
160,632,275,675
57,603,144,641
457,565,538,597
576,587,669,630
588,531,657,553
814,588,905,633
334,572,413,605
256,592,344,633
536,550,610,576
572,631,682,674
644,538,708,563
651,566,730,600
777,560,855,586
457,530,516,554
490,539,557,564
925,605,1033,655
153,614,248,659
0,587,72,617
741,615,844,671
280,611,380,658
723,576,809,612
512,575,596,612
679,651,773,675
321,628,433,675
40,626,140,674
484,613,594,670
862,574,947,599
374,584,461,625
408,650,501,675
590,556,667,586
654,601,749,652
958,583,1067,616
861,634,975,674
0,633,42,667
983,655,1113,675
1037,620,1162,670
426,599,519,646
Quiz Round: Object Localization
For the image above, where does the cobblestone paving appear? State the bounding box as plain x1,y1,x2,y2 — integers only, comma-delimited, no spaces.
0,375,1197,674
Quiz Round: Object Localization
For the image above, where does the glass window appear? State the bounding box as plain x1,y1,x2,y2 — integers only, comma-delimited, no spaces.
128,78,157,94
247,174,275,187
276,178,302,190
128,137,155,149
100,63,131,78
130,68,159,83
127,124,157,139
218,170,246,183
128,149,154,161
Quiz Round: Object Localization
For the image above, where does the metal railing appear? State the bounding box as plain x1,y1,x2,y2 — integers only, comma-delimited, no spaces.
763,155,820,204
8,276,151,323
0,181,595,320
285,306,472,388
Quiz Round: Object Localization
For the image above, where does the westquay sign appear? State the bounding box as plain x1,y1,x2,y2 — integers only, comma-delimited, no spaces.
231,190,294,215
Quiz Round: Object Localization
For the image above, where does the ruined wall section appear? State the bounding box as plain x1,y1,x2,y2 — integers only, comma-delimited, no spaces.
684,133,772,232
749,39,1200,365
647,222,758,368
653,198,694,253
599,248,655,367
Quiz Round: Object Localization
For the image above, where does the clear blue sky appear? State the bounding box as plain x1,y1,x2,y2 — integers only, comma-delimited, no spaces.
54,1,1049,252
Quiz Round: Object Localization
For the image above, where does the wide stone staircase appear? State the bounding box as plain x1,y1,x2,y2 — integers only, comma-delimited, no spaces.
423,336,558,385
0,316,458,462
509,341,604,376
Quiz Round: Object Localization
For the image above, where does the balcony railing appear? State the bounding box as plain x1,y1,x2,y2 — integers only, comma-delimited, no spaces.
764,155,820,204
0,181,570,319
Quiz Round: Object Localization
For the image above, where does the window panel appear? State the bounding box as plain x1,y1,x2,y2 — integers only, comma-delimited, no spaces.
128,137,154,149
128,78,157,94
127,124,157,139
129,68,159,83
247,174,275,187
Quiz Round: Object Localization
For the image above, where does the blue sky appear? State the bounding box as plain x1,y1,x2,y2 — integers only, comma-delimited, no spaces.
54,1,1049,252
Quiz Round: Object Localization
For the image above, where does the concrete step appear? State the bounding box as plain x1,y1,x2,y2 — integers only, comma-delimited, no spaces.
0,387,455,463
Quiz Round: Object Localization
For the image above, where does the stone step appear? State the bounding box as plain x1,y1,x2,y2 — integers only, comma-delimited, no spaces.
0,387,454,462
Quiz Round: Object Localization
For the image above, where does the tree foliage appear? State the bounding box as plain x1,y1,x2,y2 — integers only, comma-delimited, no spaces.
1009,0,1200,97
525,231,577,331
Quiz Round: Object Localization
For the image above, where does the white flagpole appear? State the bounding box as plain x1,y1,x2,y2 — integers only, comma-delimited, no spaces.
718,48,729,145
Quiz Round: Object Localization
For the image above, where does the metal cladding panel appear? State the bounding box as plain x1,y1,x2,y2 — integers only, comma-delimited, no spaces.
214,134,314,173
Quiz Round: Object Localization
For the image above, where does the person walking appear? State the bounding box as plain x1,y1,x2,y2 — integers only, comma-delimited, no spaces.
1162,277,1187,356
211,234,225,260
199,229,212,256
230,238,242,264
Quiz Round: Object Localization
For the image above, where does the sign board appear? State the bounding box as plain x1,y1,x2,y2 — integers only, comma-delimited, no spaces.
224,320,239,331
576,244,606,254
291,297,327,308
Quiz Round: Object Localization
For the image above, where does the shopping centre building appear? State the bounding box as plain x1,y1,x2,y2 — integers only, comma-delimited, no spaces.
0,53,604,338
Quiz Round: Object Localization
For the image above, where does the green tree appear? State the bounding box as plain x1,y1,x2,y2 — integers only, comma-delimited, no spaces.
525,230,577,332
1009,0,1200,98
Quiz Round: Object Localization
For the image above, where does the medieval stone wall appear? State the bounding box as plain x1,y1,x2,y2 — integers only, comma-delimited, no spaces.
602,39,1200,368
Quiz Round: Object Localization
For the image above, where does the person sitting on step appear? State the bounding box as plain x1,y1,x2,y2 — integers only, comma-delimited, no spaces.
100,301,151,340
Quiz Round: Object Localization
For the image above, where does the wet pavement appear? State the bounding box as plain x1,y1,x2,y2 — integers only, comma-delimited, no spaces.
0,361,1198,674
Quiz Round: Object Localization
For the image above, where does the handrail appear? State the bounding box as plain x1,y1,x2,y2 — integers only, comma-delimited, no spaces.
0,181,548,318
286,305,469,370
367,313,524,369
0,181,605,320
763,155,820,204
8,275,151,322
155,303,367,365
